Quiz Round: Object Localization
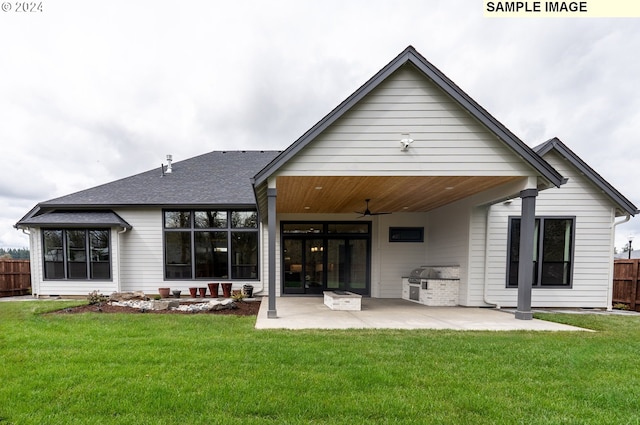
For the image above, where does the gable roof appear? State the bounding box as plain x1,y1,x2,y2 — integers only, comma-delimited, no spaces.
534,137,638,216
253,45,564,188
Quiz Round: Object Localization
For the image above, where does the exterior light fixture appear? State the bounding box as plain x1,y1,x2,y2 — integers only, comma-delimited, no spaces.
400,133,413,151
629,235,634,259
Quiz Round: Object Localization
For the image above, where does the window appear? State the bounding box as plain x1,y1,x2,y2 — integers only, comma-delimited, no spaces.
389,227,424,242
163,209,259,280
42,229,111,280
507,217,574,288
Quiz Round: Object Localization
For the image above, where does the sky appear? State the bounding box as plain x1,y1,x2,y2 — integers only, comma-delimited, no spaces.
1,0,639,251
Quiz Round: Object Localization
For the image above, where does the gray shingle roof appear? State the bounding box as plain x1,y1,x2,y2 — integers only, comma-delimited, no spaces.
18,211,132,228
40,150,280,207
534,137,637,216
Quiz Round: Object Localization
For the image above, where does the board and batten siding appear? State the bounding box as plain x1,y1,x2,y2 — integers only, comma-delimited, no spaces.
277,64,537,178
480,150,617,308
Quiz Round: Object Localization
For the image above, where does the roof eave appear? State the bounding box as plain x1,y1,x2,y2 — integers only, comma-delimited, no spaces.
253,45,564,188
534,137,638,216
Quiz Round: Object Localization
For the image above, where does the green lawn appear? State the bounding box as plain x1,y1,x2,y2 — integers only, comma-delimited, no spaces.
1,302,639,424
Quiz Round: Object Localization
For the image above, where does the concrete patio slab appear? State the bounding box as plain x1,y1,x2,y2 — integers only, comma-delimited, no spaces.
255,297,589,331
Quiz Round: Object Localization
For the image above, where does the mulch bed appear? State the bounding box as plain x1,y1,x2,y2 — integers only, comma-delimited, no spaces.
51,299,261,316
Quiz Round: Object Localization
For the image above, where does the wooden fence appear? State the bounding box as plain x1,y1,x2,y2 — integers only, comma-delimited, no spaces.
613,259,640,312
0,260,31,297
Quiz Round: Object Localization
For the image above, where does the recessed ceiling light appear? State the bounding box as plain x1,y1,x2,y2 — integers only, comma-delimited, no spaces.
445,186,455,190
403,206,409,210
304,206,311,210
315,186,323,190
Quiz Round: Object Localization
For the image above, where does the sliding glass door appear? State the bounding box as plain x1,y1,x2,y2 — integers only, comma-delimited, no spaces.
282,222,370,295
326,239,368,293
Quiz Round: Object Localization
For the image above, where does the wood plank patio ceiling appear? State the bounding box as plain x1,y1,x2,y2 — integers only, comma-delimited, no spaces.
275,176,521,214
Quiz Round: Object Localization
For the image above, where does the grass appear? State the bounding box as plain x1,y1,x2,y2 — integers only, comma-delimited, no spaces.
1,302,639,424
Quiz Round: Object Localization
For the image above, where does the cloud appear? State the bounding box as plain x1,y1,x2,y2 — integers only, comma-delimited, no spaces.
1,0,639,249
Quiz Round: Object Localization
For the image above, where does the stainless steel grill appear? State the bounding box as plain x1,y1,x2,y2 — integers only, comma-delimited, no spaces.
407,266,441,285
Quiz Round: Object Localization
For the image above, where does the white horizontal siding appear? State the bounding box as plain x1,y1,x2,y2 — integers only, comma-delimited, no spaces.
467,206,490,306
425,202,471,304
28,229,43,296
36,280,118,297
260,221,275,296
482,150,616,308
374,213,428,298
116,209,165,295
278,65,536,178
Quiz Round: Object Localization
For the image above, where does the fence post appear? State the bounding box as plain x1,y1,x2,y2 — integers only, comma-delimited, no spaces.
632,260,639,311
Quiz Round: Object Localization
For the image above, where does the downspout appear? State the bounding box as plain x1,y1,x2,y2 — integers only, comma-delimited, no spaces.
483,205,501,309
609,213,631,310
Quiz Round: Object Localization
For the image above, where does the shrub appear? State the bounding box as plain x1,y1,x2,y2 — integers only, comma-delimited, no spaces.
87,290,108,305
231,291,245,302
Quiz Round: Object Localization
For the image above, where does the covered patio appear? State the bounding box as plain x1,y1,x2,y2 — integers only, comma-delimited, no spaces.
251,48,567,320
255,297,586,331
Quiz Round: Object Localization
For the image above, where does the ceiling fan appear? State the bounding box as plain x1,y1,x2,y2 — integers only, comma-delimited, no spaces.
355,199,392,218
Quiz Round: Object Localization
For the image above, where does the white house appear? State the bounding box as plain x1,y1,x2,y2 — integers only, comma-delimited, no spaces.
16,46,637,319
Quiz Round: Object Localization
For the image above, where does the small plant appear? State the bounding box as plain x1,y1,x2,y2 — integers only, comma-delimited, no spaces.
87,290,108,306
231,291,245,302
613,303,630,311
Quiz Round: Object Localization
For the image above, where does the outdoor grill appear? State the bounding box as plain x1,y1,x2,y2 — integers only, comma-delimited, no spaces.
403,265,461,305
406,266,437,300
408,266,441,286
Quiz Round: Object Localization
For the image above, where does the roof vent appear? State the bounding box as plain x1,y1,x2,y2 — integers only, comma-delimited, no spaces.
165,154,173,174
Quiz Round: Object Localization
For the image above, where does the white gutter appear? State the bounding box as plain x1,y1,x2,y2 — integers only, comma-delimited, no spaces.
483,205,501,309
608,213,631,310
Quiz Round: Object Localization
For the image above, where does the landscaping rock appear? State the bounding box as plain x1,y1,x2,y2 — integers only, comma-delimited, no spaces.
151,300,180,310
174,299,237,312
110,291,146,302
110,298,235,312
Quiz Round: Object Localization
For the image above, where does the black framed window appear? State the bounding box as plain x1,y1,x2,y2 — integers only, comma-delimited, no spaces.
42,229,111,280
507,217,574,288
163,209,259,280
389,227,424,242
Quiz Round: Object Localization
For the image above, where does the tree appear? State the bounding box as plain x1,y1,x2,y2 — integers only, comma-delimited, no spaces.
0,248,30,259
